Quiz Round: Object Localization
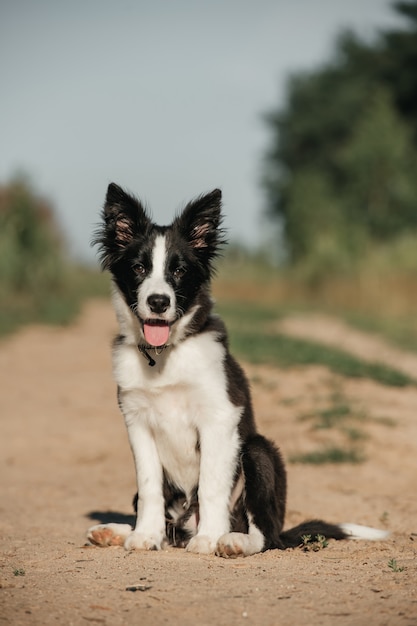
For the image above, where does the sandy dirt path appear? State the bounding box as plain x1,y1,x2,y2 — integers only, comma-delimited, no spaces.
1,300,416,626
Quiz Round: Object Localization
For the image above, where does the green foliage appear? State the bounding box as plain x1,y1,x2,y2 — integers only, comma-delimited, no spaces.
0,176,65,294
262,1,417,275
0,176,109,335
381,2,417,139
340,90,417,239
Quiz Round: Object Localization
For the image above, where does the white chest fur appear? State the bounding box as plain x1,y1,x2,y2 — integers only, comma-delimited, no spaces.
113,331,241,497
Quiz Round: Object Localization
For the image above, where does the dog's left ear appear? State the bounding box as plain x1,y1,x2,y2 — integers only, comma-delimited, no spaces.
175,189,225,256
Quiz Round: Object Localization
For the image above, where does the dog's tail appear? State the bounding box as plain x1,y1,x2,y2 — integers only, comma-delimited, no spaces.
278,520,389,549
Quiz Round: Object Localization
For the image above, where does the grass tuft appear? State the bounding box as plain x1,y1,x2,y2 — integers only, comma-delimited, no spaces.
301,534,329,551
290,447,365,465
13,568,25,577
387,558,405,573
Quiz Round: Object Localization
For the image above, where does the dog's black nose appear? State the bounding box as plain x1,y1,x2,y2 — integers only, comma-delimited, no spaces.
147,294,170,314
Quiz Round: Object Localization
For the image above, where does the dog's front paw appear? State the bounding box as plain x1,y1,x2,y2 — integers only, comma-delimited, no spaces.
124,531,163,552
185,534,218,555
87,523,132,547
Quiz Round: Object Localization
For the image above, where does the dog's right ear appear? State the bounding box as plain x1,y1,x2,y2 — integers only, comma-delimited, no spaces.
92,183,151,269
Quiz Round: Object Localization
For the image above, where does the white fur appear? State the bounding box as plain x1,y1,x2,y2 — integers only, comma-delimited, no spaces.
339,523,390,541
137,235,176,322
216,514,265,558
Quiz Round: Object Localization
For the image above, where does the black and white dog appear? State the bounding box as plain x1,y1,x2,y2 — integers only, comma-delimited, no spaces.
87,183,388,557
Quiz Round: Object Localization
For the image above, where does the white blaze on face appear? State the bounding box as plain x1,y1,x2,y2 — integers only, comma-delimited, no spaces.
137,235,176,346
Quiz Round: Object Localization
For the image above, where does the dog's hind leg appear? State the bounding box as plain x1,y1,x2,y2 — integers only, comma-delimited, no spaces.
216,435,287,558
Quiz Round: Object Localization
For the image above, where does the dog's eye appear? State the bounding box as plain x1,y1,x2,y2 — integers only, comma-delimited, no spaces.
133,263,147,277
172,267,185,279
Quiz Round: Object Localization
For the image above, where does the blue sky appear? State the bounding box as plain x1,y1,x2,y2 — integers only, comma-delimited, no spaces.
0,0,403,262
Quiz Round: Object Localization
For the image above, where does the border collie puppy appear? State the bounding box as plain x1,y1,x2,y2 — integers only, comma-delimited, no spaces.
87,183,388,557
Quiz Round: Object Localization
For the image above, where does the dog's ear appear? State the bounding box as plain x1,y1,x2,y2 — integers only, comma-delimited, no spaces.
174,189,226,259
103,183,150,246
93,183,151,268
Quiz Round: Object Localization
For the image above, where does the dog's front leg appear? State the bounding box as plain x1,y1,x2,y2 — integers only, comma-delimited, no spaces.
123,418,166,551
186,418,240,555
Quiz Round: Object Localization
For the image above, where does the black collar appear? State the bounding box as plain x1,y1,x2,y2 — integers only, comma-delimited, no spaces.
138,344,170,367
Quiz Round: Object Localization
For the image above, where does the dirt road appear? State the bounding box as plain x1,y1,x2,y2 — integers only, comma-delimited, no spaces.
1,300,416,625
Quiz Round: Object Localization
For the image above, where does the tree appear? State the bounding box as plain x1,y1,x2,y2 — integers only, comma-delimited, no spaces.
379,1,417,139
0,176,65,292
262,1,417,267
340,89,417,240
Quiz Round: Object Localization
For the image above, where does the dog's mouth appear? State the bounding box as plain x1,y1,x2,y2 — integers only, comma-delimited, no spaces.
143,319,171,347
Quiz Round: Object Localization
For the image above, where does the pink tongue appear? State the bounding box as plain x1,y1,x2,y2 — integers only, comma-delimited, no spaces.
144,323,170,347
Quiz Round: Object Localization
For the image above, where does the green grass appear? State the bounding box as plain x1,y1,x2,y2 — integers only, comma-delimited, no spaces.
289,380,396,465
344,311,417,353
215,300,414,387
290,446,365,465
299,386,368,431
226,326,414,387
303,403,357,429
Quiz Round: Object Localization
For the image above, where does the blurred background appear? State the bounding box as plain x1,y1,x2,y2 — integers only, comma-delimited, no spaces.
3,7,417,607
1,0,417,345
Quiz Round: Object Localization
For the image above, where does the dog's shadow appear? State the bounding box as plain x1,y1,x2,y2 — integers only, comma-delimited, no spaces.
86,510,135,526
